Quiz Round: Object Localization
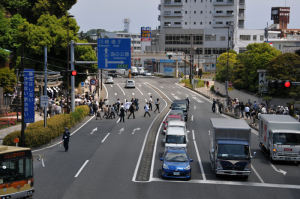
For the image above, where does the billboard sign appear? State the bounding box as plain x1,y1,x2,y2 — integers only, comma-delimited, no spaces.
23,69,35,123
98,38,131,69
141,27,151,42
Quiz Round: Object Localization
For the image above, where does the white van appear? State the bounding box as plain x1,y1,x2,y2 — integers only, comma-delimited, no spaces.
131,66,138,76
163,122,188,148
138,67,145,75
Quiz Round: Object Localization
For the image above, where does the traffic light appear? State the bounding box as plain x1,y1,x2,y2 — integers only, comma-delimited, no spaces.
284,80,291,88
268,80,292,89
268,80,278,88
71,70,77,76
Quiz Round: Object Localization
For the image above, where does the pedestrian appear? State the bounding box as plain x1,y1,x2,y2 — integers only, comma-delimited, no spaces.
186,97,190,109
62,127,70,152
128,103,135,119
134,98,139,111
144,103,151,117
218,101,223,114
240,102,245,118
110,105,116,119
119,103,125,123
245,104,250,119
206,81,209,88
93,101,98,117
96,108,102,120
212,99,216,113
149,96,153,111
154,98,160,113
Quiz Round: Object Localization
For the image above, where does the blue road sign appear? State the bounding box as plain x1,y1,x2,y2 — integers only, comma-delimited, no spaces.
24,69,35,123
81,82,85,87
98,38,131,69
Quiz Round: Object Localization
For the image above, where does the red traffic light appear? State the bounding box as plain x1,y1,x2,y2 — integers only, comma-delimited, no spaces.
284,81,291,88
71,70,77,76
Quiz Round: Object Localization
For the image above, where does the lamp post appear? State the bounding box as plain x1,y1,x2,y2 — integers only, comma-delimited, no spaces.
66,14,74,113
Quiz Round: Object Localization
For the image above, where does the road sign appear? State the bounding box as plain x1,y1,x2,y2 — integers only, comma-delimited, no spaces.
81,82,85,87
98,38,131,69
90,78,97,85
23,69,35,123
40,95,48,108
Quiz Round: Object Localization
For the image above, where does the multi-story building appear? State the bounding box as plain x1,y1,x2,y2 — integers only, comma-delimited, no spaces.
150,0,246,71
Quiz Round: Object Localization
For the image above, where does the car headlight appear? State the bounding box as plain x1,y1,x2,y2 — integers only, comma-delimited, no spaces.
163,163,169,169
216,160,223,170
184,165,191,170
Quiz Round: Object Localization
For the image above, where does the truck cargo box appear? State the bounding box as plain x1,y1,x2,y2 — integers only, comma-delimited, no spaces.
211,118,251,142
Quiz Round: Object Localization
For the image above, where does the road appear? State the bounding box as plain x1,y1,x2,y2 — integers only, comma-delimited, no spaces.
33,77,300,199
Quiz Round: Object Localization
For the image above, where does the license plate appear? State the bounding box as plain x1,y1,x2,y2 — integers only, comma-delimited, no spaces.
284,148,292,151
173,172,180,176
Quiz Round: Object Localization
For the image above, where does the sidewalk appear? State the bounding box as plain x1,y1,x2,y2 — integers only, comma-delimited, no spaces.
0,112,44,144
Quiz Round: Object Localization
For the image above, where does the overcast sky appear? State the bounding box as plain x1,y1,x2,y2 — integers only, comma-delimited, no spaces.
70,0,300,33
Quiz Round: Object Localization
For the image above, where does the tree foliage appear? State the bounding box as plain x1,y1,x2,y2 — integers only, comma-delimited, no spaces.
0,67,16,94
232,43,281,92
267,53,300,98
215,52,237,83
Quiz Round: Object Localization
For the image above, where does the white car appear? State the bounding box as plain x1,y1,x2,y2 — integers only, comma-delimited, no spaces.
125,79,135,88
163,122,188,148
105,76,114,84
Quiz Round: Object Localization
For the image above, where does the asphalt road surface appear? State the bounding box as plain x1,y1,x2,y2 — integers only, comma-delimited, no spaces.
32,77,300,199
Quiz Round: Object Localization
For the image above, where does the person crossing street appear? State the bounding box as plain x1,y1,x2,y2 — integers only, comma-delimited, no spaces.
128,103,135,119
144,103,151,117
154,98,160,113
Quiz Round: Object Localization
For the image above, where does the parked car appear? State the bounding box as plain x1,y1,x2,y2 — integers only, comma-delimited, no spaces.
105,76,114,84
171,100,189,121
160,147,193,180
125,79,135,88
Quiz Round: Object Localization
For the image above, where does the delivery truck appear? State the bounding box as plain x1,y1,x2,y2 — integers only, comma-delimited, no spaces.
209,118,255,178
259,114,300,163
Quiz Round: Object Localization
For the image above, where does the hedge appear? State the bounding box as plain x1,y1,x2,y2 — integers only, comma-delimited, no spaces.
3,105,89,148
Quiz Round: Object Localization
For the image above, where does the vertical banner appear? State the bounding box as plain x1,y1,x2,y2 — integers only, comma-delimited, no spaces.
141,27,151,41
24,69,35,123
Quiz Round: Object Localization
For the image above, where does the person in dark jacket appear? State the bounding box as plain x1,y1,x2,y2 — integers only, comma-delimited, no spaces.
212,99,216,113
63,127,70,152
128,104,135,119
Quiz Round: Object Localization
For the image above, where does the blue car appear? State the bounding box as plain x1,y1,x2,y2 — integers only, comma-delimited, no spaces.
160,147,193,180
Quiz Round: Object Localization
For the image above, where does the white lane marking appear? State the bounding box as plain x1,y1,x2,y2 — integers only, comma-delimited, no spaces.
144,82,172,103
115,93,117,96
251,165,265,183
192,130,206,181
132,127,141,135
117,83,126,95
136,86,144,96
33,116,95,153
41,158,45,168
74,160,89,178
175,83,211,103
118,127,124,134
103,83,108,99
192,130,195,140
150,177,300,190
110,85,113,88
132,92,135,96
192,96,203,103
270,163,287,176
194,105,197,110
101,133,110,143
150,110,171,181
90,127,98,135
132,83,168,182
139,84,142,87
191,115,194,122
116,118,120,123
171,93,175,96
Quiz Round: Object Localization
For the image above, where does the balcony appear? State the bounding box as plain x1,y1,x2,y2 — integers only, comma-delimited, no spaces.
212,22,227,28
213,0,234,6
163,1,183,6
164,23,182,28
238,13,244,20
213,13,234,17
158,15,161,21
158,4,161,10
164,12,183,17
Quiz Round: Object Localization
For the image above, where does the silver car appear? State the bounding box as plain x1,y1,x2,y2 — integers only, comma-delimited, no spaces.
125,79,135,88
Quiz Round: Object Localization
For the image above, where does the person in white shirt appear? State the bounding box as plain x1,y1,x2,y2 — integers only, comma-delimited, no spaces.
144,103,151,117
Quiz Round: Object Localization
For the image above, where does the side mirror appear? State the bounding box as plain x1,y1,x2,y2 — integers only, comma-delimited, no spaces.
190,159,193,162
160,157,164,161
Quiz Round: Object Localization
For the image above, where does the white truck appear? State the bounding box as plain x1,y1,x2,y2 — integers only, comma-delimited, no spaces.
131,66,138,76
209,118,255,178
259,114,300,163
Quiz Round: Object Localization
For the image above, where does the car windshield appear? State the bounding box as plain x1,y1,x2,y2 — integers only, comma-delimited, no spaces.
166,135,186,144
127,81,133,83
169,111,183,116
165,152,188,162
273,133,300,145
172,103,186,110
217,144,250,159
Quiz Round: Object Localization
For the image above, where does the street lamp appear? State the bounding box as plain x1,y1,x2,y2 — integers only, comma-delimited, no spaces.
66,14,74,113
225,22,233,106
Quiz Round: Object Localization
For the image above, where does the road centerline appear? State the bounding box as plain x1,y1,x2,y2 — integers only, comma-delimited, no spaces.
101,133,110,143
74,160,89,178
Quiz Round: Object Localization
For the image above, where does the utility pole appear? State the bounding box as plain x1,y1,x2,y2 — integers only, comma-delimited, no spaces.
20,46,26,147
44,46,47,127
70,40,75,112
225,24,232,106
66,15,74,113
189,34,194,84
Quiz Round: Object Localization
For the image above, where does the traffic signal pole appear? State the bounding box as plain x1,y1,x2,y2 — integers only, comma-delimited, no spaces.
70,40,75,112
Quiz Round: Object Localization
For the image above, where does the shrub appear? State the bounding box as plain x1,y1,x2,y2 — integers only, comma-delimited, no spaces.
3,105,89,148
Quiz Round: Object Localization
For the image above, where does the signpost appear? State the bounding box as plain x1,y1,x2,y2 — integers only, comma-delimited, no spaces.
23,69,35,123
90,78,97,86
97,38,131,69
40,95,48,108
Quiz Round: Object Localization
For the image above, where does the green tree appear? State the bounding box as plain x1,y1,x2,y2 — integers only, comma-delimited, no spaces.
233,43,281,93
215,52,237,82
266,53,300,98
0,67,16,94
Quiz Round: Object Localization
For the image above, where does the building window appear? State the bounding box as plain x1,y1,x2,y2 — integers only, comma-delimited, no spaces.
186,0,187,2
209,21,211,24
253,35,257,41
216,21,223,24
216,10,223,13
205,35,216,41
195,0,197,2
194,11,196,14
200,21,203,25
174,0,182,3
185,22,187,25
220,36,226,41
194,22,196,25
260,35,264,41
193,35,203,44
174,11,181,14
164,22,171,26
185,11,188,14
200,11,203,14
240,35,251,41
